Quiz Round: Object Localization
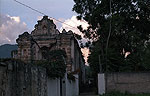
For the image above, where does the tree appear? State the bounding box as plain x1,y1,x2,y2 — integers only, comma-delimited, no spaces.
73,0,150,74
140,42,150,70
34,50,66,79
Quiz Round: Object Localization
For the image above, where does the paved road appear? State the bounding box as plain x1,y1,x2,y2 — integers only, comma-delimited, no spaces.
79,92,99,96
79,95,99,96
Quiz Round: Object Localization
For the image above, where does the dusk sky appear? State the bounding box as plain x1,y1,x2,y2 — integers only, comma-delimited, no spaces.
0,0,76,29
0,0,89,63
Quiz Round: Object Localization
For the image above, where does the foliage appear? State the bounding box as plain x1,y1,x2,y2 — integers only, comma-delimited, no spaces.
34,50,66,79
74,33,82,40
141,42,150,70
73,0,150,74
67,73,76,82
85,65,93,78
100,91,150,96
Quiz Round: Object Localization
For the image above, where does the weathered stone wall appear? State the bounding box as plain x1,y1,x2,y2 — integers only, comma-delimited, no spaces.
0,60,47,96
107,72,150,93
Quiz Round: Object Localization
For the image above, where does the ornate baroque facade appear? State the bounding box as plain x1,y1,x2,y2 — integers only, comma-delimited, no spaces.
16,16,85,74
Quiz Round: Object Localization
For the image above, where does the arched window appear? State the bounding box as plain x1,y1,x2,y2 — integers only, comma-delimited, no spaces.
21,49,27,56
41,46,49,60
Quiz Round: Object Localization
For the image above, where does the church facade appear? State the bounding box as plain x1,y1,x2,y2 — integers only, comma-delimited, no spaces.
15,16,85,82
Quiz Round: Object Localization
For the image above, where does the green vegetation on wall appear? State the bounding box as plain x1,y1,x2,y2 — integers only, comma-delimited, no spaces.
34,50,66,79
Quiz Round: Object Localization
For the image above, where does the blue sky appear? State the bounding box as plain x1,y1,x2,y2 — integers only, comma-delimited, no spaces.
0,0,77,29
0,0,89,63
0,0,84,45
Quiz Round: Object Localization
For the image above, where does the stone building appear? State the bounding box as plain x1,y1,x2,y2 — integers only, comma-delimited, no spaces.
16,16,85,82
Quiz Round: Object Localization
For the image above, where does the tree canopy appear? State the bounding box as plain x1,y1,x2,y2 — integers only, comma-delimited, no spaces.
73,0,150,74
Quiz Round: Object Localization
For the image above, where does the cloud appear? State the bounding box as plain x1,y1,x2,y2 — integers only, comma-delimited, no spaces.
60,16,88,35
60,16,90,44
37,16,43,21
60,16,90,65
0,14,28,45
81,48,90,65
10,16,20,23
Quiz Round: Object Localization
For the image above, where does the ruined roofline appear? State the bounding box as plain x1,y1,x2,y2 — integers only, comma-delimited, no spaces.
31,15,59,36
15,16,85,65
36,16,56,28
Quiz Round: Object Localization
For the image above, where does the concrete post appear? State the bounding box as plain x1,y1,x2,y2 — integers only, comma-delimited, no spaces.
98,73,105,95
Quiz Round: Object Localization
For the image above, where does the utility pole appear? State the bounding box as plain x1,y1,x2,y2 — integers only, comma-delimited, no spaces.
99,55,102,73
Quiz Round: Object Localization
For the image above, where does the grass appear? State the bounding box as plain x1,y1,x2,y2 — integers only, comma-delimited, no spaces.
100,91,150,96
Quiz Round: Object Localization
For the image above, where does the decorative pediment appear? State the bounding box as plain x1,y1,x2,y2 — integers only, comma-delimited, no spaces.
16,32,32,43
31,16,60,36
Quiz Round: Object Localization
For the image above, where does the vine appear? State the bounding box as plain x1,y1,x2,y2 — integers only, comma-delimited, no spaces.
34,49,66,79
67,73,76,82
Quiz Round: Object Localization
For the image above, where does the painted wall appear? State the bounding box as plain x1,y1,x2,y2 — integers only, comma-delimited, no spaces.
47,78,60,96
47,74,79,96
98,73,105,95
66,74,79,96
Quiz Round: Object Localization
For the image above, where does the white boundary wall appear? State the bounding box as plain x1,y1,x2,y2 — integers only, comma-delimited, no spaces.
47,78,60,96
47,74,79,96
66,74,79,96
98,73,105,95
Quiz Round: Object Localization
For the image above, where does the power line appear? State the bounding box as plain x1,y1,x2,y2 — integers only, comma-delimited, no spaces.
13,0,78,30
